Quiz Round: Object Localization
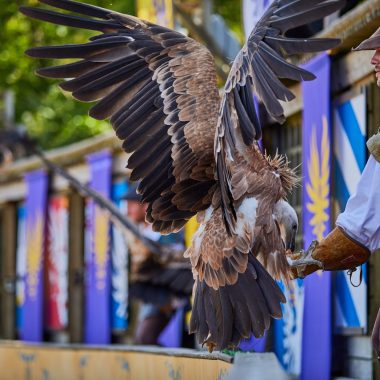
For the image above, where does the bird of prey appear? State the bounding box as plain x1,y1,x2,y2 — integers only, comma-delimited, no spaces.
20,0,344,351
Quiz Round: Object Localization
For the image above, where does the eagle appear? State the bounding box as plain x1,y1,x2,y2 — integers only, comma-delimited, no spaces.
20,0,344,351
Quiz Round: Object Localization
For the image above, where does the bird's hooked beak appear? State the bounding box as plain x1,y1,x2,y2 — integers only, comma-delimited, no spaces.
273,199,298,253
286,225,297,252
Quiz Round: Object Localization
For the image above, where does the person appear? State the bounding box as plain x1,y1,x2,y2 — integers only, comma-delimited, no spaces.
289,27,380,360
121,183,192,346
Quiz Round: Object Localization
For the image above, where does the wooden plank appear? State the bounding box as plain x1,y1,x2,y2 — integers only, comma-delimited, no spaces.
0,152,130,204
0,342,232,380
0,181,26,204
317,0,380,54
0,130,124,184
68,192,85,343
280,52,374,121
331,51,374,93
0,203,17,339
52,164,89,193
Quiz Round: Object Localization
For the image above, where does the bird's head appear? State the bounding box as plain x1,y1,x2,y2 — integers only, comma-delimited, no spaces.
273,199,298,253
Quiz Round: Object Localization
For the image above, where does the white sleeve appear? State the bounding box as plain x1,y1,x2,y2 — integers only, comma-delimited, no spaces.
336,155,380,253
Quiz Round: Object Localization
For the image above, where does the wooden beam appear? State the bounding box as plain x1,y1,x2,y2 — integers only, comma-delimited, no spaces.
279,51,375,120
273,0,380,119
0,181,26,204
0,152,130,204
68,192,84,343
316,0,380,54
0,203,17,339
0,130,123,184
0,341,233,380
331,50,374,93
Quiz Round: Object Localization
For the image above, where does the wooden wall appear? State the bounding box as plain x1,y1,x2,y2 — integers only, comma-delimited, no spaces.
0,342,232,380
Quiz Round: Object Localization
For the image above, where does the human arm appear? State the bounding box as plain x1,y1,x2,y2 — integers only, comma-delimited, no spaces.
289,133,380,278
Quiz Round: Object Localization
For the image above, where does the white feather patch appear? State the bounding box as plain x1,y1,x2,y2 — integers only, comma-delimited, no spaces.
204,205,213,223
184,206,214,259
236,197,259,236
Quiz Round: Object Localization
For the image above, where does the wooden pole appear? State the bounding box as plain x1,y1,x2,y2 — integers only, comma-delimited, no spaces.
0,203,17,339
368,82,380,380
68,192,84,343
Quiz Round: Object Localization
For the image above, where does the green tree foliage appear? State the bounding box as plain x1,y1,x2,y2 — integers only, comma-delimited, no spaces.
1,0,243,149
0,0,135,149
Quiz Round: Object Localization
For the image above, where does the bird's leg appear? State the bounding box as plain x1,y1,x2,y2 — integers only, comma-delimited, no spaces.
287,240,324,278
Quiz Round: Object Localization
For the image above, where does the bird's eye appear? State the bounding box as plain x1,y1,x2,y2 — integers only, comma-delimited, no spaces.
292,225,297,230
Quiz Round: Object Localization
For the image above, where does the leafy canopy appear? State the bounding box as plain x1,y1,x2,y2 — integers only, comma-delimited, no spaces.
1,0,241,149
0,0,135,149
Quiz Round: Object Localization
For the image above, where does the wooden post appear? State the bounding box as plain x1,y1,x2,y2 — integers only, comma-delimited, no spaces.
68,192,85,343
367,82,380,380
0,203,17,339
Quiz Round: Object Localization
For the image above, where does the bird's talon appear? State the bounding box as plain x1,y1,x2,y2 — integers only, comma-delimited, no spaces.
202,336,216,353
287,240,323,269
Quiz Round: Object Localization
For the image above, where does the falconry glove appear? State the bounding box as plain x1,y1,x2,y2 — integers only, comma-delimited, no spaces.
289,227,370,279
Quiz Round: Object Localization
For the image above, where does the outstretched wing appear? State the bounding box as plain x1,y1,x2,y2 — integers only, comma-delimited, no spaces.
20,0,220,234
215,0,344,231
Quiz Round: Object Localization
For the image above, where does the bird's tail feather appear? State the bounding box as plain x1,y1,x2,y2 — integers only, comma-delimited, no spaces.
190,253,285,351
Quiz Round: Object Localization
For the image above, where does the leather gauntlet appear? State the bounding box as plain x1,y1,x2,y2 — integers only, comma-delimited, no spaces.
289,227,370,278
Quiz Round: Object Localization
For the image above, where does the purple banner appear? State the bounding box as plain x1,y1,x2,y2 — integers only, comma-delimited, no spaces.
158,306,184,348
22,170,48,341
301,54,332,380
84,150,112,344
16,204,26,333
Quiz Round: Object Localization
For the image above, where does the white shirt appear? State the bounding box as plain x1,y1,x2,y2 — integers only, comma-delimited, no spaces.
336,155,380,253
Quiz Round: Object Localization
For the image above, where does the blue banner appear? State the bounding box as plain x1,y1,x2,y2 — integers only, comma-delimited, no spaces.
301,53,332,380
84,150,112,344
111,180,129,331
333,93,367,333
274,280,304,375
22,170,48,342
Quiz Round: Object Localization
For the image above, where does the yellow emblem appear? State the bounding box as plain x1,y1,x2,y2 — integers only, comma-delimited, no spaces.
93,207,109,290
306,116,330,241
136,0,174,28
26,215,44,299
